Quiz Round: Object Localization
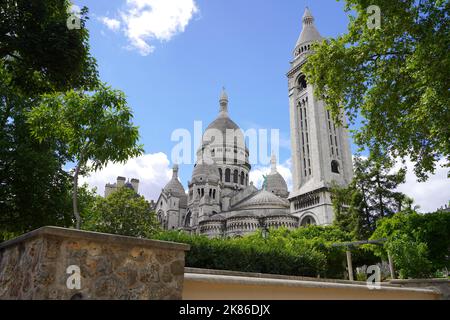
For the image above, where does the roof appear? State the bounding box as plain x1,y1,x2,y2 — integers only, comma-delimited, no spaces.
233,190,290,210
205,116,241,135
266,154,288,195
295,7,322,48
163,165,187,206
266,172,288,193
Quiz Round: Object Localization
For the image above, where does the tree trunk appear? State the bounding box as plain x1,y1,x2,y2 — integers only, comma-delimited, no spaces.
361,185,371,230
376,173,384,218
73,161,82,229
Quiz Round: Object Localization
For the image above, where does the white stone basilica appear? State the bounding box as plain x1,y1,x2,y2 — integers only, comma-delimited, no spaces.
155,8,353,237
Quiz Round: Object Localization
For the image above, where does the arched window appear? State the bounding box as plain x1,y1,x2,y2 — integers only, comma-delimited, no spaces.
157,210,164,224
184,211,192,228
331,160,340,174
233,170,239,183
301,216,316,227
225,168,231,182
298,75,307,91
240,172,244,185
213,189,216,199
246,174,249,186
219,168,223,182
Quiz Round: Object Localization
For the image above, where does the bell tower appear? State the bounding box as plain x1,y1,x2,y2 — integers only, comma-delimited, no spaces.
287,8,353,226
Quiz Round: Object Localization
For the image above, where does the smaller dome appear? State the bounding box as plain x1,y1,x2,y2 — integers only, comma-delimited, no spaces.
124,182,134,190
234,190,289,210
163,165,187,207
164,179,186,197
265,155,289,198
266,173,289,198
192,158,220,184
206,116,240,135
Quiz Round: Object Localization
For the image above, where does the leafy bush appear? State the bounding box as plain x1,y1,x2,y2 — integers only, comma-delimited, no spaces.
82,187,160,238
385,234,432,279
153,225,378,279
154,228,328,277
371,210,450,278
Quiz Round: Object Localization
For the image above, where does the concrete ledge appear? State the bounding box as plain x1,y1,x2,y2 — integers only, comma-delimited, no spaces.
389,279,449,300
0,226,190,252
185,267,392,287
390,279,449,284
183,270,441,300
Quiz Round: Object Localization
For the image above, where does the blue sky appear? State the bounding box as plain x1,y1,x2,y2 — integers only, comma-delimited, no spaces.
76,0,448,212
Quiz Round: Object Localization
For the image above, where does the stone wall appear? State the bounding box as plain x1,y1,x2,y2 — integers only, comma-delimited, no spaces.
0,227,189,300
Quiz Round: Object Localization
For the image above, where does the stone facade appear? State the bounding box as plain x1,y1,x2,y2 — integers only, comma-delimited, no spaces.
105,176,140,198
0,227,189,300
156,89,296,238
156,9,355,235
287,8,353,225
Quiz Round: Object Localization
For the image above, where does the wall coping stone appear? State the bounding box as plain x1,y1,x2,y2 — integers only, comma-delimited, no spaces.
0,226,190,252
185,267,401,287
389,279,449,284
184,272,441,297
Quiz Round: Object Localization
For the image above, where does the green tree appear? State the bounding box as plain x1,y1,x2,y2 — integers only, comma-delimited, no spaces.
303,0,450,180
385,234,432,279
27,86,144,229
1,0,98,238
83,187,160,238
332,153,407,239
0,0,98,94
332,183,370,239
371,210,450,277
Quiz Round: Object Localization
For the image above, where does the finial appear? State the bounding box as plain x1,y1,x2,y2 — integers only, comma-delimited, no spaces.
270,154,277,174
172,164,179,179
219,87,228,115
303,7,314,25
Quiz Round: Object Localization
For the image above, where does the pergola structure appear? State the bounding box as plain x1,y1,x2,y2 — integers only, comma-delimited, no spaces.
332,238,396,281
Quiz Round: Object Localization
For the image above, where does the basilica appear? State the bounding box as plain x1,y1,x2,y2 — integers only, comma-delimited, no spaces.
155,8,353,237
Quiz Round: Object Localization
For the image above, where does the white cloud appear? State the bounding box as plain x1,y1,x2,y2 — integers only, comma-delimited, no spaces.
79,152,172,201
394,158,449,213
351,155,448,212
69,4,81,15
250,158,293,191
99,16,121,32
78,151,448,213
103,0,199,56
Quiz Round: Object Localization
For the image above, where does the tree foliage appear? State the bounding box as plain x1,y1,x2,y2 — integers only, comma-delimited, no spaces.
332,153,407,239
0,0,100,238
371,210,450,278
155,226,377,279
303,0,450,180
27,86,144,229
0,0,98,94
82,187,160,239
